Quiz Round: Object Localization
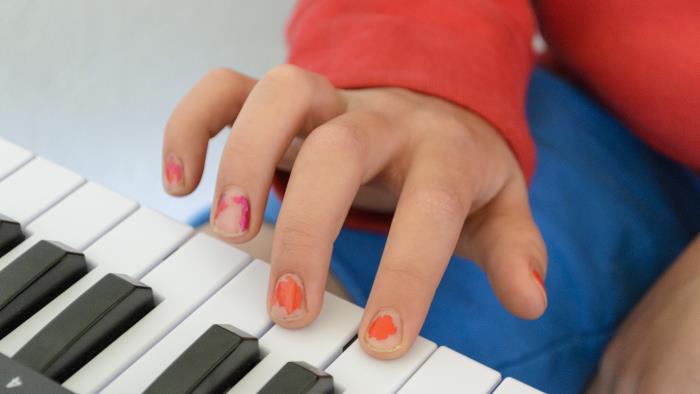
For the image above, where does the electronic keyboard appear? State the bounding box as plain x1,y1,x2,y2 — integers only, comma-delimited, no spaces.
0,137,544,394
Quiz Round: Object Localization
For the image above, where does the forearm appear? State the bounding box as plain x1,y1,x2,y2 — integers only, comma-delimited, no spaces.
591,234,700,393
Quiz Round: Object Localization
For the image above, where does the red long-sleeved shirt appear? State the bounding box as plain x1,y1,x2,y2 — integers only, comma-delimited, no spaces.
280,0,700,230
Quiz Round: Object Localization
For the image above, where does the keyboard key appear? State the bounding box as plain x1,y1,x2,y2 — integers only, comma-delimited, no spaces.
13,273,155,382
398,346,501,394
144,324,259,394
0,157,84,226
0,138,33,181
0,214,24,257
230,294,362,394
0,182,136,273
326,337,436,394
64,233,250,393
259,361,334,394
0,241,87,338
25,182,138,250
0,353,72,394
492,377,544,394
0,208,192,357
104,260,272,394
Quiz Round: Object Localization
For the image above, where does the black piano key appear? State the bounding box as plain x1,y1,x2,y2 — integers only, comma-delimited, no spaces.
0,240,87,338
13,273,154,382
0,214,24,257
0,353,74,394
144,324,259,394
259,361,334,394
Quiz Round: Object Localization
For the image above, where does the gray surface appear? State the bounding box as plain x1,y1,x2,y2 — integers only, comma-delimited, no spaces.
0,0,296,223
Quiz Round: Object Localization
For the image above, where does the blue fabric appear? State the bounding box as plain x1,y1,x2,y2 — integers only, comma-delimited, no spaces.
211,68,700,392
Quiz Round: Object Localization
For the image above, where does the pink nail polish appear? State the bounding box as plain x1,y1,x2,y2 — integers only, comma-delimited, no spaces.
164,155,183,187
213,187,250,236
270,273,306,321
365,308,402,352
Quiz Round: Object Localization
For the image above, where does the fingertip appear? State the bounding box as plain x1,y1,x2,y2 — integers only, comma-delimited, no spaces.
266,272,323,329
209,186,265,244
532,269,548,310
357,307,416,360
161,152,180,185
488,260,548,320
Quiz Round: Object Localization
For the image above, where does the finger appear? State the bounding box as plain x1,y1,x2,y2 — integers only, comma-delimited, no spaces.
162,68,256,195
359,157,471,359
268,112,396,327
210,65,346,241
458,176,548,320
278,137,399,213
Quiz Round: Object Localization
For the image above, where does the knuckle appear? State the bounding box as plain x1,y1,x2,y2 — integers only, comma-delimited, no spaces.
409,187,468,219
206,67,245,85
263,64,313,94
435,123,478,156
265,64,305,80
380,263,435,293
305,122,365,163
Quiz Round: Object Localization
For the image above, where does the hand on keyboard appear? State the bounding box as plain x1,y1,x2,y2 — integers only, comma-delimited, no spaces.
161,65,548,360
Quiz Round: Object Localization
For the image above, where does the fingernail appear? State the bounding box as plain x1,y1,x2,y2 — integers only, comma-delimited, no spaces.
533,270,548,308
164,155,184,188
213,186,250,236
365,308,402,352
271,273,306,321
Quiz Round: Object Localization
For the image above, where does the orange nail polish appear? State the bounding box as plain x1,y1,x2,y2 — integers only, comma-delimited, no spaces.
533,270,548,308
533,270,545,288
365,308,401,352
271,273,305,321
368,315,397,340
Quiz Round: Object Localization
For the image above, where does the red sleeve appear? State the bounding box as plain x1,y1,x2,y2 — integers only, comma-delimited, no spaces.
287,0,536,177
276,0,537,232
536,1,700,173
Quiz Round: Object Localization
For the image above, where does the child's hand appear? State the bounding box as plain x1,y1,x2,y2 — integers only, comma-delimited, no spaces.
162,66,547,359
589,236,700,393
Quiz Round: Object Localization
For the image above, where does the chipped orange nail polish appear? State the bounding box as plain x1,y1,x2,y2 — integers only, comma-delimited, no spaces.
533,270,545,288
271,273,305,321
164,155,183,187
368,315,397,340
365,308,401,352
533,270,547,308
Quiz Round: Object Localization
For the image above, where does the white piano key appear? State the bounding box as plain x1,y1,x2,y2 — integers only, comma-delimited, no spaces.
0,138,33,181
398,346,501,394
230,294,363,394
326,337,437,394
104,260,273,394
0,208,192,357
0,157,84,225
0,182,136,272
492,377,545,394
83,208,193,278
63,233,251,393
26,182,137,250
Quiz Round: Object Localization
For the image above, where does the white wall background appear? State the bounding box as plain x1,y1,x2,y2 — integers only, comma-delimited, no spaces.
0,0,296,222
